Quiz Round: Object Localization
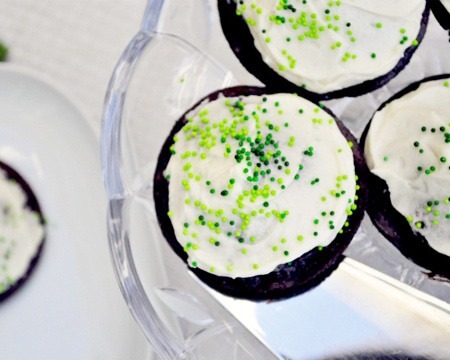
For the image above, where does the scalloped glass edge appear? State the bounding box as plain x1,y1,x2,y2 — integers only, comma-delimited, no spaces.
100,1,450,359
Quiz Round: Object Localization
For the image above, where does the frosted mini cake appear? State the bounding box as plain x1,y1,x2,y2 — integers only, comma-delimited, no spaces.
0,162,45,302
219,0,429,100
363,75,450,279
154,87,367,300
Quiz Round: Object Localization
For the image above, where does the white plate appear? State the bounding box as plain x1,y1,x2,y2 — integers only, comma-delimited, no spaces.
0,64,149,360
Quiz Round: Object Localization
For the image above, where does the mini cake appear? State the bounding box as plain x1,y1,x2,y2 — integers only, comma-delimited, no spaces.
0,161,45,302
218,0,429,100
429,0,450,31
362,75,450,279
154,86,367,300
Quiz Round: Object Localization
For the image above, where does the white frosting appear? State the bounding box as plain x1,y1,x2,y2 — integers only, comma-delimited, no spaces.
239,0,426,94
365,78,450,257
0,169,44,293
165,93,357,278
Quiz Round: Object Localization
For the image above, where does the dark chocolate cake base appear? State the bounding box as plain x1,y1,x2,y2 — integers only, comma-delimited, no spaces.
217,0,430,101
0,161,46,303
154,86,369,301
360,74,450,280
429,0,450,31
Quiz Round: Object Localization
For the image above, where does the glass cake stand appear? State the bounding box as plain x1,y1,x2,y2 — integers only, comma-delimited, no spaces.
101,1,450,359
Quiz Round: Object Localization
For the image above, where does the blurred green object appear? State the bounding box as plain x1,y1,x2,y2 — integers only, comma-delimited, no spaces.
0,41,8,61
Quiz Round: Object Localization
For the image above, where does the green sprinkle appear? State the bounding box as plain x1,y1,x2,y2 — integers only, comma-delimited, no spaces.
0,41,7,61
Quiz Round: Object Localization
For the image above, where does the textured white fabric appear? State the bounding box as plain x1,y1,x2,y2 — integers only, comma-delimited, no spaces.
0,0,147,134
